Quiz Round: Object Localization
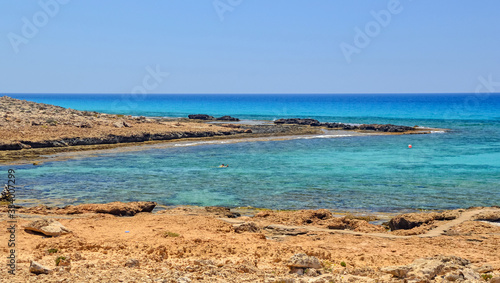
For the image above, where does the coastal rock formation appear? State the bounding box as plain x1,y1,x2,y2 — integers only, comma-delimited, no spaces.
2,205,499,282
24,219,71,237
62,201,157,216
254,209,384,233
274,118,321,126
0,96,248,152
389,210,461,231
274,117,416,132
188,114,215,120
216,115,240,121
381,256,481,282
12,201,157,216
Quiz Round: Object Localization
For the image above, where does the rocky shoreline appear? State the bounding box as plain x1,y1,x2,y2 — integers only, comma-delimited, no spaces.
0,96,442,165
1,202,499,282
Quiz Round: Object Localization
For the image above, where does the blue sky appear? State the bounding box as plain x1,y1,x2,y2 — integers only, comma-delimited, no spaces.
1,0,499,94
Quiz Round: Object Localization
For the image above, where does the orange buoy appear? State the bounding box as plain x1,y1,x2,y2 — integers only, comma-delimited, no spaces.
408,144,412,149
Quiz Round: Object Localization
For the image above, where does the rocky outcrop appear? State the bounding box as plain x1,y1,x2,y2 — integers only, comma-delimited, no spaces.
62,201,157,216
216,116,240,121
381,256,481,282
0,130,243,151
274,118,322,126
389,210,461,230
24,219,71,237
274,118,415,133
188,114,215,120
14,201,157,216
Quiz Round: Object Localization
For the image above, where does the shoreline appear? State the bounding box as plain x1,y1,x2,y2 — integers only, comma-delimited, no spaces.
0,96,444,165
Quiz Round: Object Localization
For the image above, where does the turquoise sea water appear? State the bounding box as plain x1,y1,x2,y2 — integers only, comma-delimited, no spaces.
4,94,500,213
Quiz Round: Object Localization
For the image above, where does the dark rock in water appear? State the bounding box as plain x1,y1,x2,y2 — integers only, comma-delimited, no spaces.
188,114,215,120
358,124,414,132
216,116,240,121
279,119,415,133
274,118,321,126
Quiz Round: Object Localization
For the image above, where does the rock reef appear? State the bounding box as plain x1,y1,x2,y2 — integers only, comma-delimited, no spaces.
274,118,416,132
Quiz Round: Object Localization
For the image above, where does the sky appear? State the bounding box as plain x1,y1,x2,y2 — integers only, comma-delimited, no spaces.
0,0,499,94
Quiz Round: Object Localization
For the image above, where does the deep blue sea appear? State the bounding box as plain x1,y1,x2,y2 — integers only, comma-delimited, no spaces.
4,94,500,213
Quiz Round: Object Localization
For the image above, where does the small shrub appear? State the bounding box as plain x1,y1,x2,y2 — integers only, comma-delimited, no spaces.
55,256,66,266
163,231,180,238
481,274,493,280
340,261,346,267
47,248,58,254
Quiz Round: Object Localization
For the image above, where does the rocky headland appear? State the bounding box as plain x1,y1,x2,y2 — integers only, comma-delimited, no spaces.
0,96,441,164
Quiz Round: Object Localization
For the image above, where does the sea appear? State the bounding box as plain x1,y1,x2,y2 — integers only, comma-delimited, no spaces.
3,93,500,213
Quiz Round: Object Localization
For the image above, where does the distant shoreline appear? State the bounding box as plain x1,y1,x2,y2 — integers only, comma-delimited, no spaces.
0,96,443,164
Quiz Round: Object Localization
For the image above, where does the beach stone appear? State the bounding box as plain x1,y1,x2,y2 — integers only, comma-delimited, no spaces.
490,277,500,283
460,268,480,281
113,121,124,128
287,253,321,269
30,261,52,274
234,222,260,233
125,258,140,268
474,264,493,273
24,219,71,237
